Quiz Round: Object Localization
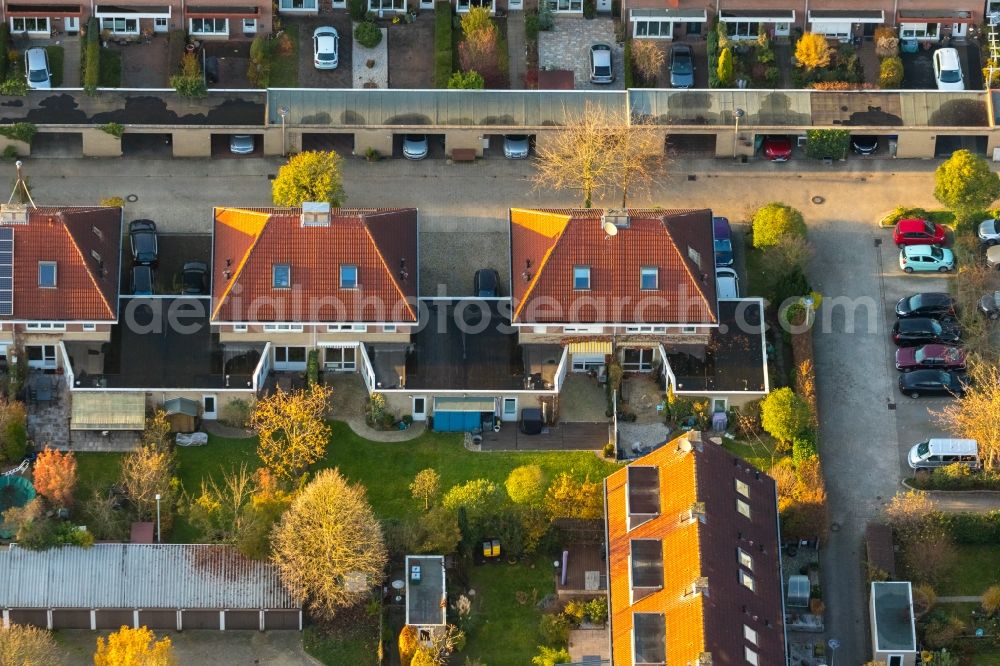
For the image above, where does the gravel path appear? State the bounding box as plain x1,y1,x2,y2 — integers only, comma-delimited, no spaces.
353,26,389,89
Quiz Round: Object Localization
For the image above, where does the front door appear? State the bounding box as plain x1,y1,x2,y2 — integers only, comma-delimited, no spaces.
595,0,609,12
502,397,518,421
202,395,217,420
951,22,967,39
774,21,790,37
273,346,307,371
64,17,79,32
508,0,522,9
412,396,427,421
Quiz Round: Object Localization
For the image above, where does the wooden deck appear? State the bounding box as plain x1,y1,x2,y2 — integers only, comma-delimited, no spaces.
557,543,607,596
480,421,610,451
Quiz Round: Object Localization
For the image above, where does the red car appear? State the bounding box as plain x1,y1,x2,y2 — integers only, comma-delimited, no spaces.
895,344,967,372
893,218,947,247
762,136,792,162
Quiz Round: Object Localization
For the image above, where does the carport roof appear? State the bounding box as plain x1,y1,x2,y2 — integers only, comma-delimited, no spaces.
630,89,812,126
898,91,990,127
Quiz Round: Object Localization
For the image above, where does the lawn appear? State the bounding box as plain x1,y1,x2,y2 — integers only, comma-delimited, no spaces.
99,48,122,87
303,620,378,666
463,556,555,665
939,544,1000,596
927,603,1000,665
721,435,781,472
44,46,64,87
269,22,299,88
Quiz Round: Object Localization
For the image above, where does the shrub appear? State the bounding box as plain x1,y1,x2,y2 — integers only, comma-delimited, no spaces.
929,462,975,489
935,511,1000,545
602,441,616,458
792,433,817,462
0,123,36,144
355,21,382,48
460,6,493,36
349,0,367,20
716,47,733,87
760,387,811,447
247,34,272,87
563,600,586,625
879,56,903,88
99,122,124,138
795,32,832,69
632,40,664,86
623,37,634,88
804,129,850,160
525,9,539,39
536,3,554,30
532,646,570,666
1,145,17,160
0,24,9,81
220,398,252,428
751,202,807,249
0,400,27,464
447,70,484,88
582,0,596,19
538,613,570,646
434,1,453,88
170,53,206,98
874,26,899,58
505,464,545,505
83,17,100,93
584,597,608,624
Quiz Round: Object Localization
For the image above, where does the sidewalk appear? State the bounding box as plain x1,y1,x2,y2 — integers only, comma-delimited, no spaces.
60,36,81,87
507,11,526,89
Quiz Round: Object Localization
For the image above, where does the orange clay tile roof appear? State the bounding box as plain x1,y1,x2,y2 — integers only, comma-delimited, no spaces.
605,433,786,666
211,207,418,323
509,208,718,325
1,207,121,322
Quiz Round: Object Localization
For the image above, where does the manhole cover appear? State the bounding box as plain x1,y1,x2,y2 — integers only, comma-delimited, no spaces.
126,194,138,202
687,174,696,181
811,195,825,204
830,522,841,532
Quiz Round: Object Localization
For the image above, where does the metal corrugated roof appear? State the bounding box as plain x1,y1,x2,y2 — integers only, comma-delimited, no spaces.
0,544,299,610
164,397,200,417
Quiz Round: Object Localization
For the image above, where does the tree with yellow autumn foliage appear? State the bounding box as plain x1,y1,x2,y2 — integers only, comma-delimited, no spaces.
398,625,419,666
94,626,175,666
795,33,832,70
32,447,77,508
251,384,332,480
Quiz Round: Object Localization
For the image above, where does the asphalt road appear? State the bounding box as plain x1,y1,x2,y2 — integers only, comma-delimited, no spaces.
4,152,968,664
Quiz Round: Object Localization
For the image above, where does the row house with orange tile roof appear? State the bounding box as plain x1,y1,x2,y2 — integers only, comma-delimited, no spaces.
604,431,787,666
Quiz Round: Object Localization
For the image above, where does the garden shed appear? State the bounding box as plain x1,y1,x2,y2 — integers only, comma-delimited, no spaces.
163,397,200,433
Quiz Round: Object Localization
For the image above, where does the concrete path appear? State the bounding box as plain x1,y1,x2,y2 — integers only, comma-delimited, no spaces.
60,36,81,88
929,491,1000,513
937,595,983,603
507,10,526,89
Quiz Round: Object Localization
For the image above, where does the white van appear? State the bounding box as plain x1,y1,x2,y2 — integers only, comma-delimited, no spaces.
907,438,979,470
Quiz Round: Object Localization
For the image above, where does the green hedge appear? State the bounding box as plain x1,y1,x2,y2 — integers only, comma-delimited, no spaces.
354,21,382,48
935,511,1000,545
83,17,100,93
804,129,850,160
434,1,453,88
623,36,633,89
0,25,9,81
167,29,187,76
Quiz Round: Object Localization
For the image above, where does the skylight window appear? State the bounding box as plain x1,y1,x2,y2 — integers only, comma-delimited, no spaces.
273,264,291,289
38,261,57,288
340,265,358,289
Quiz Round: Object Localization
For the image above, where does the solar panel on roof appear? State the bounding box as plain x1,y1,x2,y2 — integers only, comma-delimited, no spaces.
627,466,661,516
0,227,13,316
630,539,664,589
632,612,666,665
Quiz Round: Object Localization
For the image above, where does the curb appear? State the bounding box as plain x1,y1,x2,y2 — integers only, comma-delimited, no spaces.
900,477,1000,495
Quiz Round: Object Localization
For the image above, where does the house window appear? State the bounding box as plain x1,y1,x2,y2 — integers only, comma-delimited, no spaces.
233,324,248,332
546,0,582,11
712,398,728,413
383,325,397,333
744,625,758,645
278,0,318,9
455,0,490,10
624,325,666,333
154,17,169,31
735,478,749,498
738,547,753,570
725,20,761,39
26,323,66,331
633,18,671,38
327,323,367,332
681,326,698,334
887,656,903,666
190,18,228,35
340,265,358,289
263,323,304,332
745,647,759,666
900,22,938,39
82,323,97,332
11,17,49,32
100,17,138,34
38,262,57,288
242,18,257,33
369,0,406,10
90,250,103,264
273,264,291,289
739,570,754,591
563,325,602,333
640,267,658,290
687,246,702,267
324,347,356,371
737,498,751,518
26,344,57,368
573,266,591,290
92,225,104,241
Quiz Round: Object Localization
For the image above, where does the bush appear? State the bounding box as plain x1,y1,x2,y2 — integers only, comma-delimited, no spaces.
525,9,539,40
584,597,607,624
220,398,252,428
792,433,817,462
935,511,1000,545
0,123,36,144
929,463,976,489
170,53,206,97
447,70,484,88
83,17,100,93
751,202,807,249
536,3,554,30
349,0,367,20
623,37,634,88
760,387,811,447
247,34,272,87
563,600,586,625
99,122,124,138
582,0,596,19
879,56,903,88
804,129,850,160
538,613,570,646
0,24,8,81
434,1,453,88
355,21,382,48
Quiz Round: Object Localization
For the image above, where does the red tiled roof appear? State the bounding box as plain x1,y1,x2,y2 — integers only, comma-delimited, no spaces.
2,207,121,322
211,207,418,323
605,434,786,666
509,208,718,325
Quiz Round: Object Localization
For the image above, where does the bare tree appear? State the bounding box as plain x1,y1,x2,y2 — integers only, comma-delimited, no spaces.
936,361,1000,470
0,624,63,666
120,443,177,528
608,119,663,209
631,40,665,85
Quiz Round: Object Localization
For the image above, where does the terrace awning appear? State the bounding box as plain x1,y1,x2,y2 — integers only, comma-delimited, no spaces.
719,9,795,22
71,392,146,431
897,9,974,23
629,8,706,21
567,341,612,355
163,397,199,417
809,9,884,23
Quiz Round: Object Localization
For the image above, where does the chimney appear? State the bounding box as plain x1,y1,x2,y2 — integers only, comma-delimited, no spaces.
301,202,331,227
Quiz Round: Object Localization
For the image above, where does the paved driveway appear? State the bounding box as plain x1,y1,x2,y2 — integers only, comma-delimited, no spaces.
538,17,624,89
292,15,353,88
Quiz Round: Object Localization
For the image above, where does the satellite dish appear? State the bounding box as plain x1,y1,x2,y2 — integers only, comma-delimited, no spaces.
602,221,618,237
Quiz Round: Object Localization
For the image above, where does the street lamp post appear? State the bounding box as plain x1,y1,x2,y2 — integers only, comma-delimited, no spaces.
155,493,162,543
278,106,289,157
802,295,814,329
827,638,840,666
733,108,745,160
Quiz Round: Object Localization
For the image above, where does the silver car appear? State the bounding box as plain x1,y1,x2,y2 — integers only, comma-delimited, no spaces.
313,26,339,70
503,135,530,159
589,43,614,84
25,47,51,90
978,218,1000,246
229,135,255,154
402,134,428,160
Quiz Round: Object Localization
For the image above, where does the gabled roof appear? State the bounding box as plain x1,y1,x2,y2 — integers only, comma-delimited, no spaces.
211,207,418,323
605,433,786,666
1,207,121,322
509,208,717,325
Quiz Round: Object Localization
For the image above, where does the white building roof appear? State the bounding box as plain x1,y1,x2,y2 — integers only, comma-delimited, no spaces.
0,544,299,610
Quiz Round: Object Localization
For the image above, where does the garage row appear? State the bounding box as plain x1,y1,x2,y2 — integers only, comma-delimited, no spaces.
3,607,301,631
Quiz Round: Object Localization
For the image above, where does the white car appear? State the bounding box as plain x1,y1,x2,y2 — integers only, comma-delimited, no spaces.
24,47,51,90
402,134,428,160
716,267,740,299
229,135,255,154
503,135,530,159
978,218,1000,245
933,48,964,91
313,26,339,70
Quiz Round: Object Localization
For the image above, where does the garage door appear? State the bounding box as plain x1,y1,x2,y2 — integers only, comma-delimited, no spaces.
432,397,494,433
225,610,259,630
264,610,301,630
182,610,220,629
52,609,91,629
139,610,177,630
96,609,134,629
9,609,47,628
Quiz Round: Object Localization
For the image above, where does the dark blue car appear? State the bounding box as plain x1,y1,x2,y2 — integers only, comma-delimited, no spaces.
713,216,733,267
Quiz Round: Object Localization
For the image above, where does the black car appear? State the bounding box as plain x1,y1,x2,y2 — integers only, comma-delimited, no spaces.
898,369,970,399
130,265,155,295
894,292,957,319
182,261,208,295
473,268,500,298
851,135,878,155
891,317,961,347
981,291,1000,320
129,219,158,266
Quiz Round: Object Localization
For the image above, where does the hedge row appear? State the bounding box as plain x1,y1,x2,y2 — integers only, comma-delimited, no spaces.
434,1,452,88
0,24,9,81
934,511,1000,545
83,17,100,92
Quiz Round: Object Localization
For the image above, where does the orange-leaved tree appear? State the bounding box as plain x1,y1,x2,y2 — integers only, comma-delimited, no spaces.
94,626,175,666
33,447,77,508
251,384,332,480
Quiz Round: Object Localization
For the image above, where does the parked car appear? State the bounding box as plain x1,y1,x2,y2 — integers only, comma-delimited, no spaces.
503,135,530,159
473,268,499,298
713,216,733,267
898,369,969,399
402,135,428,160
851,135,878,155
908,438,980,470
988,245,1000,270
715,267,739,299
669,44,694,88
590,43,614,84
229,135,254,155
933,47,965,91
130,265,155,296
980,290,1000,320
899,244,954,273
977,217,1000,245
891,317,961,347
128,219,158,266
893,218,947,247
313,26,339,70
894,292,957,319
24,47,51,90
181,261,208,295
894,344,966,372
762,136,792,162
